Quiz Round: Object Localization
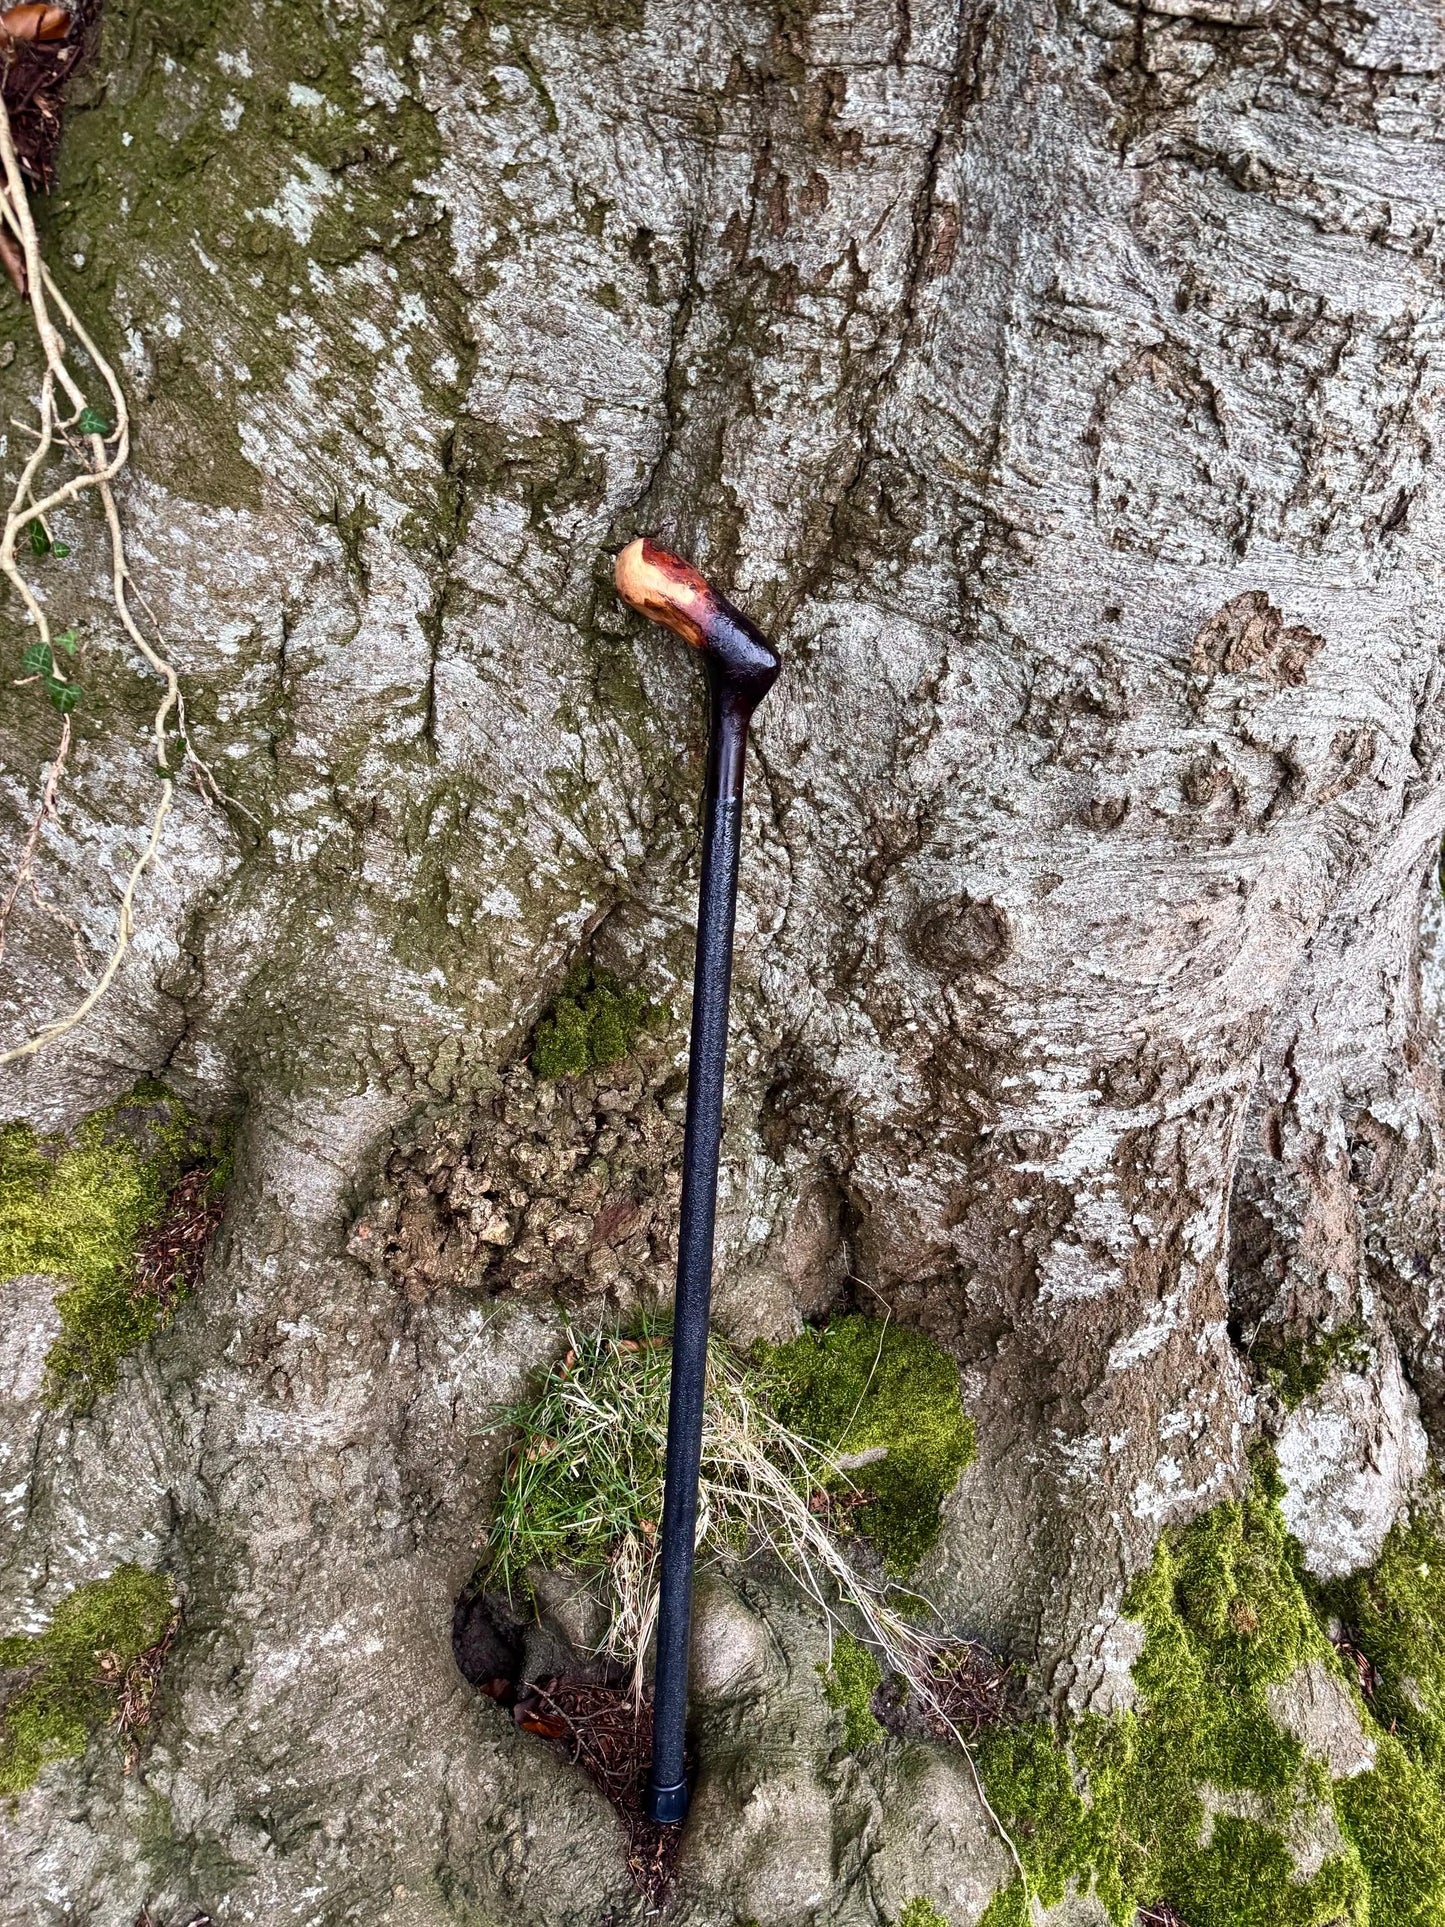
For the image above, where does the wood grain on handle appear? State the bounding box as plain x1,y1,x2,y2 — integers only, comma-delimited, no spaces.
614,538,723,652
613,537,780,711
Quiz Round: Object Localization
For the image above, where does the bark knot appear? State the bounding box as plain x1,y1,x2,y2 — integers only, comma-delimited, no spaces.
1192,591,1324,689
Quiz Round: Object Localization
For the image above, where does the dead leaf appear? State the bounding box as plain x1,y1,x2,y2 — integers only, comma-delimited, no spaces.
0,226,26,296
0,4,69,42
515,1709,567,1739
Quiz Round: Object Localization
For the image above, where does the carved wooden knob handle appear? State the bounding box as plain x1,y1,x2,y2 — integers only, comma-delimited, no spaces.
614,537,780,710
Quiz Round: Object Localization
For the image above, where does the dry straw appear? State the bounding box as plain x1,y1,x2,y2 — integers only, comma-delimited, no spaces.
487,1326,1027,1885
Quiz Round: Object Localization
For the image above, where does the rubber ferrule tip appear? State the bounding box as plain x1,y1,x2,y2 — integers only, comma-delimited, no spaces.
647,1779,689,1825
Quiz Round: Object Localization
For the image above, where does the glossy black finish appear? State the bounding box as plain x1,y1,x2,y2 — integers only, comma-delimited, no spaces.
701,606,781,730
646,638,777,1826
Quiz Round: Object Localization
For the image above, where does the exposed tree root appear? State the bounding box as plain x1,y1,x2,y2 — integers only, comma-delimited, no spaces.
0,702,67,968
0,52,226,1065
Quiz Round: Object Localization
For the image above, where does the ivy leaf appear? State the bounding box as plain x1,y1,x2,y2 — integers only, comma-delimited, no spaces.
76,406,109,436
28,521,49,556
20,639,51,674
52,541,70,558
52,628,77,655
44,674,80,714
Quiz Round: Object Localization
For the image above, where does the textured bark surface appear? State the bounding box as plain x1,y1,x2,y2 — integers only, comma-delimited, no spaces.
2,0,1445,1919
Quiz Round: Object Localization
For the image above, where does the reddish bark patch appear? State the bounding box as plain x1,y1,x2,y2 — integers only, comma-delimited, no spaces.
1191,590,1324,689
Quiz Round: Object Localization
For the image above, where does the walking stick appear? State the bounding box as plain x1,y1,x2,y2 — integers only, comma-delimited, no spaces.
613,537,781,1825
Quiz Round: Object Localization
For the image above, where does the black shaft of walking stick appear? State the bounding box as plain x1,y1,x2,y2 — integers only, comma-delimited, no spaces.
648,678,748,1823
611,538,779,1826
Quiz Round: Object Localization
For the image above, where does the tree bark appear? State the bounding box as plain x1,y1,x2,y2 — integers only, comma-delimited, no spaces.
2,0,1444,1917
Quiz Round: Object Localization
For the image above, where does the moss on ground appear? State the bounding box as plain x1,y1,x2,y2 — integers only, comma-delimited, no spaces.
977,1469,1445,1927
761,1315,975,1572
531,964,657,1080
0,1566,175,1794
0,1086,226,1407
820,1629,884,1749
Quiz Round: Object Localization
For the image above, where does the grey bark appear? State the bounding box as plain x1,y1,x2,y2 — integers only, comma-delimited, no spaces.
2,0,1445,1918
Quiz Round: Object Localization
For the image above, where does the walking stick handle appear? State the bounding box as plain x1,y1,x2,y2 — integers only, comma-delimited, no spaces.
613,537,779,1825
615,537,780,719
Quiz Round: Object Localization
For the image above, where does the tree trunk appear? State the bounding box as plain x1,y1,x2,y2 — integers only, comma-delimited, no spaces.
2,0,1443,1918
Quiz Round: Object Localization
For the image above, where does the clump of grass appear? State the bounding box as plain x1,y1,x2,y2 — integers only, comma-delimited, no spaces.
0,1087,227,1407
491,1331,672,1666
821,1628,884,1748
761,1314,976,1571
531,964,657,1080
486,1325,973,1724
0,1566,177,1794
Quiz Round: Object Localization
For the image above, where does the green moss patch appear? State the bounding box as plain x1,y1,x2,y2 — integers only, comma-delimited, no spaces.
761,1315,975,1572
977,1472,1445,1927
977,1890,1026,1927
1314,1507,1445,1777
899,1901,951,1927
979,1466,1360,1925
531,964,657,1080
1315,1503,1445,1921
1336,1734,1445,1927
0,1566,176,1794
1251,1323,1371,1411
0,1086,227,1407
821,1629,884,1749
